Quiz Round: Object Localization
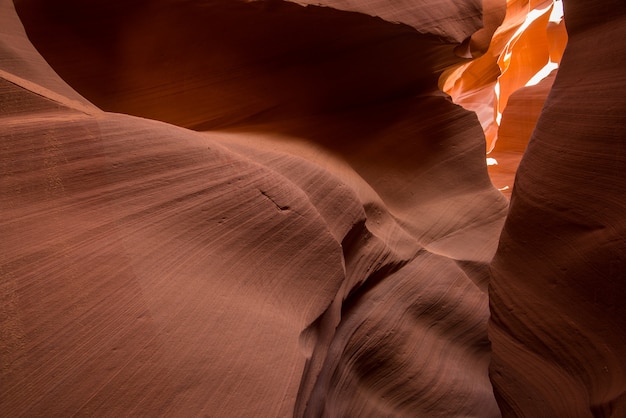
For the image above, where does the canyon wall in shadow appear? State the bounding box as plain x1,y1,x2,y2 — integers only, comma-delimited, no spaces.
489,0,626,415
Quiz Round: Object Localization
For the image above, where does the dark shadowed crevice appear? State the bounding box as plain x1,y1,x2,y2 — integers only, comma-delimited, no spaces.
15,0,467,132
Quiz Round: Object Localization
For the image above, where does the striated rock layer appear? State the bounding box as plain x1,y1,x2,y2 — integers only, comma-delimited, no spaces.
2,0,508,417
4,0,623,416
489,0,626,415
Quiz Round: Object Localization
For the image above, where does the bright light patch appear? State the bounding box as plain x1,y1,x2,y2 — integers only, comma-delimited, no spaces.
493,0,564,126
509,3,554,42
526,61,559,86
523,1,563,87
550,0,564,23
494,82,502,125
486,157,499,166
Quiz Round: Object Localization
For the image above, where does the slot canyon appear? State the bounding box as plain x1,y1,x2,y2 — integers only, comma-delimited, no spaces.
1,0,624,416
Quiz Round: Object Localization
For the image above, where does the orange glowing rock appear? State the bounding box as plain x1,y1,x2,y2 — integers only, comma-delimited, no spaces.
442,0,567,155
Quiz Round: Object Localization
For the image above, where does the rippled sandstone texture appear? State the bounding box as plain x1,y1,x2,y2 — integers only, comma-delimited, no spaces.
489,0,626,415
1,0,624,417
1,0,507,416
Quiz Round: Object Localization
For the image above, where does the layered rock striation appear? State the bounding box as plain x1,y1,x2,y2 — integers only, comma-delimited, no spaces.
2,0,507,416
489,0,626,415
1,0,624,417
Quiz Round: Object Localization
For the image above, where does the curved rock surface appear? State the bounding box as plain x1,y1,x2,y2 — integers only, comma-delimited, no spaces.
2,0,624,417
2,0,507,417
489,0,626,415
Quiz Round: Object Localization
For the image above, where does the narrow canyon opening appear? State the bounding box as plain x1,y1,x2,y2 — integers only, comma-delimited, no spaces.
441,0,568,196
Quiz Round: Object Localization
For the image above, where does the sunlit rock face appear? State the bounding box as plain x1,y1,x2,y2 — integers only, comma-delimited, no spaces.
441,0,568,196
489,0,626,415
2,0,507,416
488,69,556,192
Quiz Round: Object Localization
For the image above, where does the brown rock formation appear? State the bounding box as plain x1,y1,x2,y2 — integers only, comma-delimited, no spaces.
489,0,626,415
2,0,507,416
13,0,479,131
2,0,624,416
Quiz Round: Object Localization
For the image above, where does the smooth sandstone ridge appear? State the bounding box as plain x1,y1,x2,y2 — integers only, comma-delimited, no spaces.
1,0,624,417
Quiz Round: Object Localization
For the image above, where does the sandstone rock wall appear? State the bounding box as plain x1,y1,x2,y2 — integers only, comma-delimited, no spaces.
2,1,506,416
489,0,626,415
2,0,624,417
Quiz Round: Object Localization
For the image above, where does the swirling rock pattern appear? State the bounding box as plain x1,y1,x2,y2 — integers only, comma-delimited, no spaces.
2,0,507,416
489,0,626,415
2,0,624,417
